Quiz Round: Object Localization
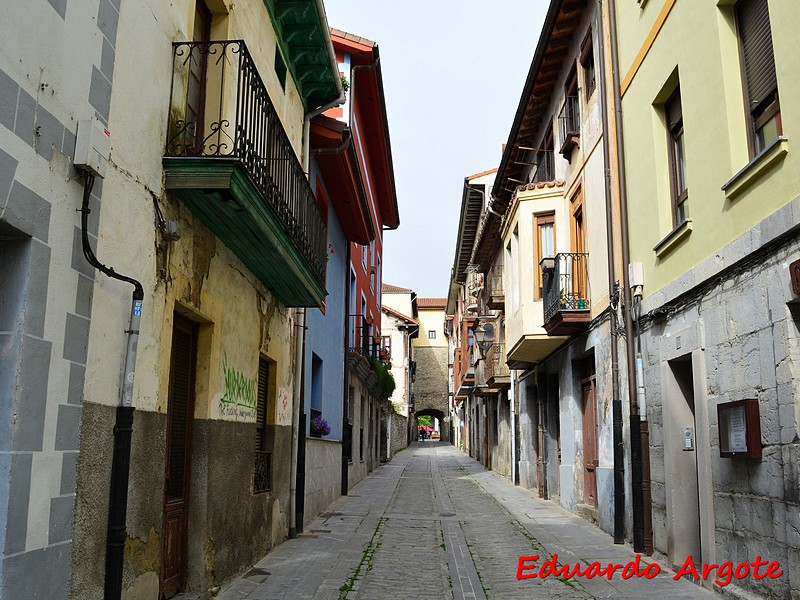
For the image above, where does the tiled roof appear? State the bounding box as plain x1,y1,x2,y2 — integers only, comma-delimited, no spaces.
382,283,412,293
417,297,447,309
330,28,377,48
466,167,499,181
381,305,416,324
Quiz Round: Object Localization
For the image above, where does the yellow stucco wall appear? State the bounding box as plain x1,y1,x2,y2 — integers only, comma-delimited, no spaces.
414,308,447,349
84,0,309,425
617,0,800,298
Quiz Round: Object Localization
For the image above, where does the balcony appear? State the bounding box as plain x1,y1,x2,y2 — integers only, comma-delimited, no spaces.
163,40,326,307
486,343,510,388
531,149,555,183
453,346,475,398
558,96,580,158
542,253,590,336
486,265,504,309
348,314,381,360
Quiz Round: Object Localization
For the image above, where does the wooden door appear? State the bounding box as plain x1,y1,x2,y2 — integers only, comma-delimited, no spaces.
581,375,598,507
161,316,197,599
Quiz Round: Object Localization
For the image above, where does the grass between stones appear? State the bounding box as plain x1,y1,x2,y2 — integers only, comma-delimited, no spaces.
338,517,386,599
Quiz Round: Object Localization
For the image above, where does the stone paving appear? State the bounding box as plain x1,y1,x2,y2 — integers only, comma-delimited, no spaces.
217,442,718,600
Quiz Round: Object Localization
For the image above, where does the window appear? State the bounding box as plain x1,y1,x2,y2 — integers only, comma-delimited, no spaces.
254,358,273,493
736,0,781,156
428,330,437,339
666,88,688,225
274,44,287,91
309,353,323,436
535,213,556,300
381,336,391,359
362,244,368,269
581,31,596,100
534,130,555,182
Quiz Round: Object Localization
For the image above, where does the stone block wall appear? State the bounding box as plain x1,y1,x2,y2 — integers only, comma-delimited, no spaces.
641,228,800,599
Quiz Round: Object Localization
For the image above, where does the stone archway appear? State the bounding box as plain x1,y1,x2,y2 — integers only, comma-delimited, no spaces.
413,408,448,443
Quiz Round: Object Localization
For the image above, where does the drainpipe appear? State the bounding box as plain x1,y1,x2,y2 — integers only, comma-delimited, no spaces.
596,0,625,545
607,0,649,553
79,173,144,600
341,245,352,495
289,307,306,538
291,10,345,537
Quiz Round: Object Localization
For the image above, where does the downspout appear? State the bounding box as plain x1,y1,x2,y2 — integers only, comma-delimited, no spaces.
79,173,144,600
341,245,352,495
607,0,649,553
291,7,345,538
596,0,625,545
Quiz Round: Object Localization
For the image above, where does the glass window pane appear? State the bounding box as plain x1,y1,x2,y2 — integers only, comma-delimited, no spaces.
540,223,554,258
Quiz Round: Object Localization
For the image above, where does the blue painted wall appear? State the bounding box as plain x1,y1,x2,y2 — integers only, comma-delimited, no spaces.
303,162,347,440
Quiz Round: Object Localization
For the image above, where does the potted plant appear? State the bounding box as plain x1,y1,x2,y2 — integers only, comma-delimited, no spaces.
310,414,331,437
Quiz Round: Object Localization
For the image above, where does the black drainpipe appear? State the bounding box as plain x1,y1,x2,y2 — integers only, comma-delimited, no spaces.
607,0,648,552
341,245,352,496
596,0,625,545
79,173,144,600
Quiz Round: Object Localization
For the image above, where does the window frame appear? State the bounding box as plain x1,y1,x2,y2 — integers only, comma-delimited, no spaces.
428,330,437,340
580,30,596,101
534,212,556,301
665,88,688,227
735,0,781,157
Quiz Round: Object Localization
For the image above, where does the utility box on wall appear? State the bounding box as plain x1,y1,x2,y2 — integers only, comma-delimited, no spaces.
717,399,762,458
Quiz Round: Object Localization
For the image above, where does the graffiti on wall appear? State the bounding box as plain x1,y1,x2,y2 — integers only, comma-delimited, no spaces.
219,352,257,419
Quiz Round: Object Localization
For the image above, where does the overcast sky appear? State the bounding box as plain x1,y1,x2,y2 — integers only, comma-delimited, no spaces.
323,1,547,298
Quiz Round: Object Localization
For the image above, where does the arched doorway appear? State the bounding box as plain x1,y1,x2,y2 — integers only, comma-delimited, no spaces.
413,408,448,443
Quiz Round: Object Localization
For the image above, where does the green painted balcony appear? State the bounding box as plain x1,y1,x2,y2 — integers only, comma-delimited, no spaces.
163,40,327,307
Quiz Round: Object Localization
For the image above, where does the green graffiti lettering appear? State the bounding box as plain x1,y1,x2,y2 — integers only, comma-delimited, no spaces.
219,351,256,409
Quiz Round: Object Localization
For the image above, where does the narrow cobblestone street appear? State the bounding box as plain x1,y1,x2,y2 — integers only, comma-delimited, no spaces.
219,443,717,600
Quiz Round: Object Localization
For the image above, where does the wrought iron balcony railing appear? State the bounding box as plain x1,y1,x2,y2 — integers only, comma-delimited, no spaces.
532,149,555,183
486,265,504,308
542,253,590,325
166,39,326,284
348,314,380,359
559,95,580,155
486,343,510,382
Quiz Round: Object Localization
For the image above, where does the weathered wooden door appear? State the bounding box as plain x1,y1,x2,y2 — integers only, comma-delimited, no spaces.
161,316,197,599
581,375,598,507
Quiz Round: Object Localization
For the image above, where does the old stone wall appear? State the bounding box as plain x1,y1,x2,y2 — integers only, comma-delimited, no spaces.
414,346,450,440
642,231,800,599
390,412,408,458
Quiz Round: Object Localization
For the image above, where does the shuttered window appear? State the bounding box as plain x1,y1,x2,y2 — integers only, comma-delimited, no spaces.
255,359,269,451
254,358,272,493
736,0,781,154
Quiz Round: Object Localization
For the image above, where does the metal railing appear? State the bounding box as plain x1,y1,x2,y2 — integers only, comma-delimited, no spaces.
487,265,504,297
165,40,326,284
558,95,580,147
532,149,555,183
253,450,272,493
543,253,590,324
486,343,509,381
348,314,380,359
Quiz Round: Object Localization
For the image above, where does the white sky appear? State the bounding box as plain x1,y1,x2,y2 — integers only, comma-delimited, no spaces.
323,1,547,298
